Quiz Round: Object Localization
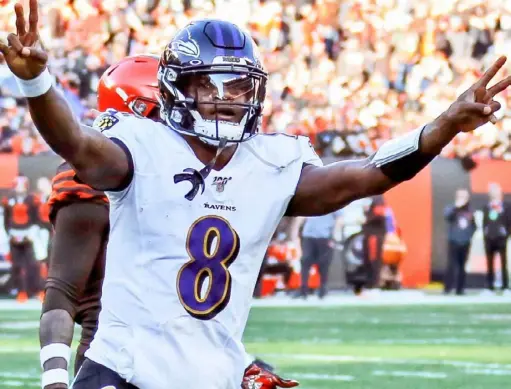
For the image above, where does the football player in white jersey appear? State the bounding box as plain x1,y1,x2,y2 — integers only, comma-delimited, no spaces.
3,0,511,387
38,54,297,389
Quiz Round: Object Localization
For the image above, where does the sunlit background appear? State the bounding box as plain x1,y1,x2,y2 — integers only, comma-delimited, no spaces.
1,0,511,388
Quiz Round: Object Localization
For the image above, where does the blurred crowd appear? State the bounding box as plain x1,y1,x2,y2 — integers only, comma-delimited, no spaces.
1,0,511,160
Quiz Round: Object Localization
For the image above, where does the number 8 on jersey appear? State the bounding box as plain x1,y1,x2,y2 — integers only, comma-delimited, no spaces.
177,216,241,320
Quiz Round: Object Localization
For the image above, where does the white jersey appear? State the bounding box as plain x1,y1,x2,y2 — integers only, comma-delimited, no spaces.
85,114,322,389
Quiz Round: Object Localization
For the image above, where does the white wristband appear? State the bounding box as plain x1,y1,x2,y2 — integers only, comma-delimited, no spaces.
372,125,425,167
40,343,71,369
15,67,53,98
42,368,69,388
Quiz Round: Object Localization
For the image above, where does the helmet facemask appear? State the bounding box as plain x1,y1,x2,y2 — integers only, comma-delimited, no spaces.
158,64,266,146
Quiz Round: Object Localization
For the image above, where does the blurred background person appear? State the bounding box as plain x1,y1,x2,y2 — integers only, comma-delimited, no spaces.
0,202,10,295
0,203,7,261
380,203,406,291
254,217,295,298
482,183,511,293
33,177,52,287
443,188,476,295
1,176,42,302
292,211,343,299
361,195,388,289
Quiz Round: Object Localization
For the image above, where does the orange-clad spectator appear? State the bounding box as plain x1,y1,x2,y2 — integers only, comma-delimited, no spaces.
2,177,42,302
5,127,48,156
33,177,52,283
249,0,282,41
35,177,52,230
316,0,340,27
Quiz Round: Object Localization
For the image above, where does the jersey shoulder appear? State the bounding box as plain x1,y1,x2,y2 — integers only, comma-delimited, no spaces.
97,111,165,159
95,110,157,137
48,162,108,223
246,133,322,169
92,109,133,132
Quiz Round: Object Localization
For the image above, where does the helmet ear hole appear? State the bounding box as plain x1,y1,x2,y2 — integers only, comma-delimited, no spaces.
147,106,160,120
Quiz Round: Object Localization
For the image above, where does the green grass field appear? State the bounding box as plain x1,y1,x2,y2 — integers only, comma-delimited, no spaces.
1,296,511,389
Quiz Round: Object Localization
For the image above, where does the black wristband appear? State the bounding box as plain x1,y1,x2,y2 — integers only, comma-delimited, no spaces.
373,150,436,182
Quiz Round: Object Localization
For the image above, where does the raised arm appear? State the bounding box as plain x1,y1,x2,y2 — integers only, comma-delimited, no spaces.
0,0,129,190
287,57,511,217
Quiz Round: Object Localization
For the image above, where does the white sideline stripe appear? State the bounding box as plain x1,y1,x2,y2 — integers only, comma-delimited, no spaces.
0,321,40,330
290,372,355,381
377,338,481,345
466,368,511,376
2,381,25,387
0,300,42,310
372,370,447,379
0,334,21,339
0,346,40,353
2,292,511,311
250,292,511,307
0,371,39,379
259,353,511,369
0,321,82,332
473,314,511,320
2,380,39,387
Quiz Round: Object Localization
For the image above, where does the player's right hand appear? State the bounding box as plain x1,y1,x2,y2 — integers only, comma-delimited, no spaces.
0,0,48,80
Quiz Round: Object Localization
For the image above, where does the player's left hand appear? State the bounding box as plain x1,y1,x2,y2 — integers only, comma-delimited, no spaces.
242,364,299,389
444,56,511,133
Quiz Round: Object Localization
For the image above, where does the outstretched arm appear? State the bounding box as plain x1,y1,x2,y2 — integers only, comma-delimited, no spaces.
287,57,511,217
0,0,129,190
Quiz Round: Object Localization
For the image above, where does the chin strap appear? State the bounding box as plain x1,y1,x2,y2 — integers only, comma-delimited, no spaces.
173,138,228,201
